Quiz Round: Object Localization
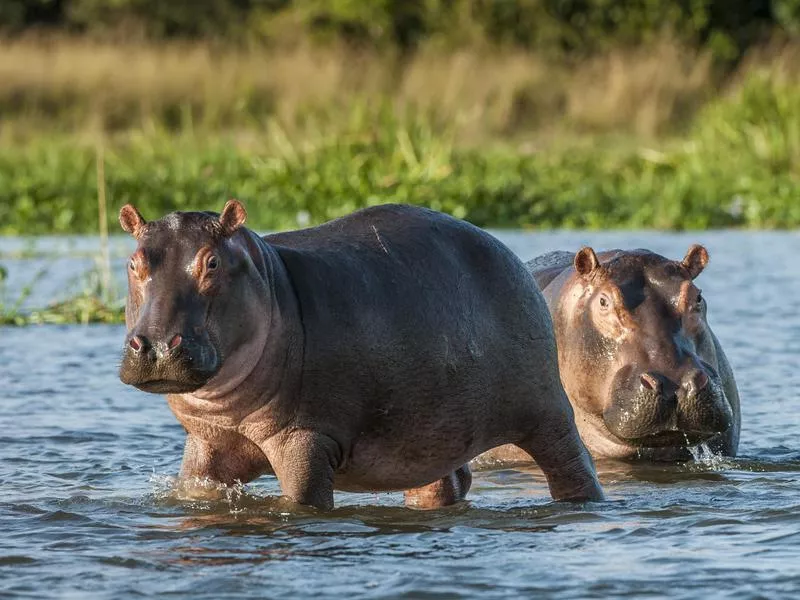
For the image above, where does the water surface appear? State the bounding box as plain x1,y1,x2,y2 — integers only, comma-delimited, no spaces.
1,231,799,598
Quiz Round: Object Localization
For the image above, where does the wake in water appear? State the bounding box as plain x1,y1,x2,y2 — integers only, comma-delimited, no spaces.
147,472,321,517
680,440,800,474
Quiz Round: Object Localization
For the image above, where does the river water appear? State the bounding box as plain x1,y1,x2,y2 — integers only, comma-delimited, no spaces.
1,231,799,598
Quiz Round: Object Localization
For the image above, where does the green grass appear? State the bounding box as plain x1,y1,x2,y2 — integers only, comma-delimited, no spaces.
0,294,124,326
3,72,800,237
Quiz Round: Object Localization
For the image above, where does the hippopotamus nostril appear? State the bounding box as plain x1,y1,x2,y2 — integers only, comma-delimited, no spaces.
168,334,183,350
129,335,149,353
639,372,662,394
683,369,709,397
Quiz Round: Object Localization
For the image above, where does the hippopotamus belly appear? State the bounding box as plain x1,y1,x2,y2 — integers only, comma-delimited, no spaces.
337,433,479,492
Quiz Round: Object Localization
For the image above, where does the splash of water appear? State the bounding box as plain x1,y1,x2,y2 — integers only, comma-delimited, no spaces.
686,440,729,470
148,472,301,518
149,472,247,511
688,441,714,462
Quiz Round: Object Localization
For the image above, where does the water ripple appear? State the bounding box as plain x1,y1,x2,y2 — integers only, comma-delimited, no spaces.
2,232,800,598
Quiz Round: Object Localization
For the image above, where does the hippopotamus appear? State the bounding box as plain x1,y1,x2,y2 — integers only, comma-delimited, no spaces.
480,246,739,464
117,201,603,509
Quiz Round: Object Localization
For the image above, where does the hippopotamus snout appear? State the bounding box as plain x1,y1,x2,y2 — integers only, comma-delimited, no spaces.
604,364,732,446
119,330,219,394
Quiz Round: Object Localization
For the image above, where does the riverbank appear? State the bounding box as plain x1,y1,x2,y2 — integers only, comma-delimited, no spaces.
2,76,799,236
2,37,800,235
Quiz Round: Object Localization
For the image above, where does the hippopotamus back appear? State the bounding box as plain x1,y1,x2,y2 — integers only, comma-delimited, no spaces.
526,251,576,290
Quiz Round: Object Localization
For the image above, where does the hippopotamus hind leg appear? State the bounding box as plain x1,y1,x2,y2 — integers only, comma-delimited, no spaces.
403,464,472,509
514,406,604,501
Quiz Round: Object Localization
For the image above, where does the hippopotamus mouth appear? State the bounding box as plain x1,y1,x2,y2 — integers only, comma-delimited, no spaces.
624,430,717,448
603,363,733,452
130,378,211,394
119,335,220,394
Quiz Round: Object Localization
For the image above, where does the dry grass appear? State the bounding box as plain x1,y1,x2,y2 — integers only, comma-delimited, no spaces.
0,35,793,143
565,42,714,135
0,38,280,132
726,40,800,87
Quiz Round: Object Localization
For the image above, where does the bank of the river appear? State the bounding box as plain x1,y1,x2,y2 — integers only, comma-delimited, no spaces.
2,69,800,236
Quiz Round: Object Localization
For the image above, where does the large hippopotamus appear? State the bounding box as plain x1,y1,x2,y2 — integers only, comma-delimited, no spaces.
481,246,739,464
117,201,602,509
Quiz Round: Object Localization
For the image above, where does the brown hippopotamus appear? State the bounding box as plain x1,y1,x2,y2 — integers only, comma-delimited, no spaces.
480,246,739,464
117,201,603,509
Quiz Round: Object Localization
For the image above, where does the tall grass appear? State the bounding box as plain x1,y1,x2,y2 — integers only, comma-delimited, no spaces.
0,36,723,139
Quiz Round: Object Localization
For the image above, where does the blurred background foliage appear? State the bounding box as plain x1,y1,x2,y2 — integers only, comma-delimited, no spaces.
1,0,800,233
0,0,788,56
0,0,788,55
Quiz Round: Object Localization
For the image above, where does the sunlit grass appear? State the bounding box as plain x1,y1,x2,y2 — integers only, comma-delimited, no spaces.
0,36,718,140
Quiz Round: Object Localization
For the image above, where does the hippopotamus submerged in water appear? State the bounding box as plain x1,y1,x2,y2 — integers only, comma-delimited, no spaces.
481,246,740,464
118,201,603,509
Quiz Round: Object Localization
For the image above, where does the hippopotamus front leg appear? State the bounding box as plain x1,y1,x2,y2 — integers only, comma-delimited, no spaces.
404,465,472,509
179,433,271,485
264,429,341,511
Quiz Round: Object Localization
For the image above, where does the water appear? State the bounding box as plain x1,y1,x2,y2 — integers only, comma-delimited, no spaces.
2,231,800,598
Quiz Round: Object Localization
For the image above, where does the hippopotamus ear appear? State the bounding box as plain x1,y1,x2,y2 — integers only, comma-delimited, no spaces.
574,247,601,278
682,244,709,279
219,199,247,237
119,204,147,238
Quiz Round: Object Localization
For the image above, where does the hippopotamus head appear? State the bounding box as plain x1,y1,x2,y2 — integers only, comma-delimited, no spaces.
118,200,266,394
554,245,734,455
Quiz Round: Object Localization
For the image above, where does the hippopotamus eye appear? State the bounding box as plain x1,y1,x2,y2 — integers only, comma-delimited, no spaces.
695,292,703,307
206,255,219,270
128,258,136,272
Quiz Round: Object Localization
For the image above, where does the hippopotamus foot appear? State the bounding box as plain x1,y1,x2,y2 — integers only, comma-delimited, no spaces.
403,465,472,509
515,427,604,502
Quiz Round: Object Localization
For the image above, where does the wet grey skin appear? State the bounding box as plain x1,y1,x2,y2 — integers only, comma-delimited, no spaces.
479,246,740,464
118,200,604,510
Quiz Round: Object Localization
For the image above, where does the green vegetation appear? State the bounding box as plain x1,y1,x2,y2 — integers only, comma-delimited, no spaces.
2,69,799,327
0,292,123,326
0,0,786,60
2,70,800,237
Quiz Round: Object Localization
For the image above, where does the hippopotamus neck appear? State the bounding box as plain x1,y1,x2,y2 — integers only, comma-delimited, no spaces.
168,230,304,437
